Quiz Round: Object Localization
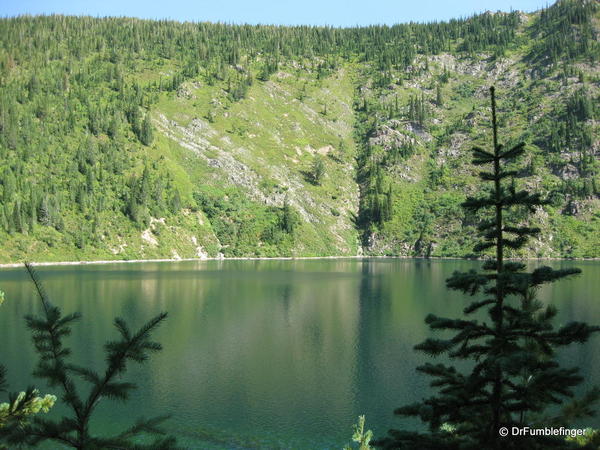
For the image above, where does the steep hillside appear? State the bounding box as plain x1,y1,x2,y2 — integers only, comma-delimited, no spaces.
354,1,600,258
0,0,598,262
153,64,360,257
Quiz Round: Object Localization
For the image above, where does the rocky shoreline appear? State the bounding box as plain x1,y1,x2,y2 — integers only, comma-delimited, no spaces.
1,255,599,269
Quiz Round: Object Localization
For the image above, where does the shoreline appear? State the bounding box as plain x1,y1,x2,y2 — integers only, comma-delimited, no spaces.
1,255,599,269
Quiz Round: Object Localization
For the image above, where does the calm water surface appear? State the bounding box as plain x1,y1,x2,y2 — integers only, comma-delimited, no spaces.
0,259,598,449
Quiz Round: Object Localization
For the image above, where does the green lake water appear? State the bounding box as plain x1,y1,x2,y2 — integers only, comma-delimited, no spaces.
0,259,598,449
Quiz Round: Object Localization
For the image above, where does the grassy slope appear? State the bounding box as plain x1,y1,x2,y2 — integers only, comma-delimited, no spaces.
359,19,600,258
0,7,598,263
134,62,359,258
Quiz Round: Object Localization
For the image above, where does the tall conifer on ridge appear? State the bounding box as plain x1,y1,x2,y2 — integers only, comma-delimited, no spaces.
375,87,600,450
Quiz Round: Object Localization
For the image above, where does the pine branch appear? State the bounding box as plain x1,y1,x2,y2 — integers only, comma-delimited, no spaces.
479,169,519,181
501,262,527,272
499,142,525,160
15,416,79,447
472,146,495,163
81,312,168,426
23,263,84,420
424,314,480,331
546,322,600,346
529,266,581,286
464,299,496,314
446,270,491,295
116,415,172,440
19,263,177,448
503,226,540,236
415,338,456,356
550,387,600,426
473,240,496,252
462,196,496,211
501,236,528,249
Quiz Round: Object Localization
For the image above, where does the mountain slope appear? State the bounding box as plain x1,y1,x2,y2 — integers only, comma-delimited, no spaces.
0,0,598,262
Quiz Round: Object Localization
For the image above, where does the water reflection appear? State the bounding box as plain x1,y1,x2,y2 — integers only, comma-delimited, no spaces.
0,259,598,448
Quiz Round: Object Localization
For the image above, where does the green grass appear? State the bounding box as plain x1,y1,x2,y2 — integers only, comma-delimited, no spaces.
0,6,598,262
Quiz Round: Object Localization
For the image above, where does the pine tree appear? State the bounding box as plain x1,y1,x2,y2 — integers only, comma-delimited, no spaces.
311,155,326,185
108,111,120,139
0,301,55,449
280,194,298,234
1,264,181,449
140,112,153,146
0,207,7,233
385,186,393,221
28,189,37,231
375,87,600,450
3,204,13,233
27,205,35,233
37,196,50,226
436,84,443,107
138,165,151,207
169,189,181,214
2,169,15,203
12,201,22,233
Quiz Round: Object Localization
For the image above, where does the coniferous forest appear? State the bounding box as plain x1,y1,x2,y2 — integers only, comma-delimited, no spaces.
1,1,600,449
0,0,598,262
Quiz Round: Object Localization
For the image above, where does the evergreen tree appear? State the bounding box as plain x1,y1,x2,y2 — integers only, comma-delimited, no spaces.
28,189,37,227
37,196,50,226
384,186,393,221
311,155,326,185
2,169,15,203
140,112,153,146
27,204,35,232
280,194,298,234
439,65,450,84
3,204,13,233
0,288,56,448
128,105,142,140
0,207,7,233
1,264,181,449
169,189,181,214
375,87,600,450
108,111,120,139
12,201,22,233
344,415,374,450
138,165,151,207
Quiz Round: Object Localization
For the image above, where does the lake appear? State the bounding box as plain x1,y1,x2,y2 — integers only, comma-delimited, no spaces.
0,259,598,449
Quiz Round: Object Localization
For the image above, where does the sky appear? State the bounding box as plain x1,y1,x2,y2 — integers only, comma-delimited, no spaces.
0,0,551,26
